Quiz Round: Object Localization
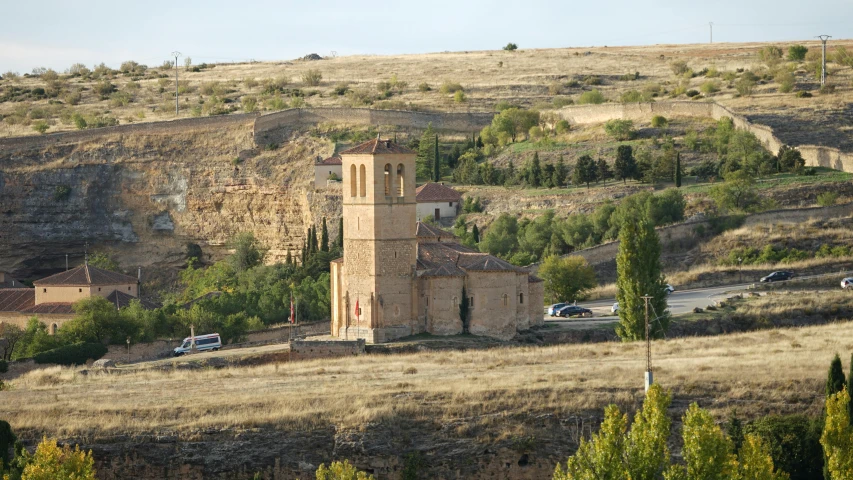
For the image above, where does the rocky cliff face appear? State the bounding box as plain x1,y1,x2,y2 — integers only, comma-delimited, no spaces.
0,123,340,279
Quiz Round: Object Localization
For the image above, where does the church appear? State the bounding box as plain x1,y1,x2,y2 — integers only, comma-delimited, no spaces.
329,137,544,343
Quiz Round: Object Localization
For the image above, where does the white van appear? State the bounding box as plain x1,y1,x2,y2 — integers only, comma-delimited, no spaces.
173,333,222,356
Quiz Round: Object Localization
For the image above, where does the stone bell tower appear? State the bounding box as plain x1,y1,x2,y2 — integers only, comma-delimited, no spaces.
334,137,417,343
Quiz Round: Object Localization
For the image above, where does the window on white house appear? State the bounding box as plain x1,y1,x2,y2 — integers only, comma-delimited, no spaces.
519,293,524,304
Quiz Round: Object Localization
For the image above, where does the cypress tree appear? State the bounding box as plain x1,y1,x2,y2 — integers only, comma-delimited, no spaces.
615,145,637,184
472,224,480,243
827,353,846,397
675,152,682,187
849,353,853,425
528,152,542,187
337,217,344,248
321,217,329,252
311,225,318,254
460,286,470,333
476,136,484,149
433,135,441,182
286,249,292,265
301,236,307,264
417,123,436,180
615,216,670,341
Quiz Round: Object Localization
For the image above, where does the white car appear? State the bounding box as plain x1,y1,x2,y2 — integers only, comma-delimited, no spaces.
842,278,853,290
174,333,222,356
665,284,675,294
611,303,619,314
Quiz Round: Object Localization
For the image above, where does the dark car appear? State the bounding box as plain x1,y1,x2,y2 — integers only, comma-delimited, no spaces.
555,305,593,318
760,271,794,283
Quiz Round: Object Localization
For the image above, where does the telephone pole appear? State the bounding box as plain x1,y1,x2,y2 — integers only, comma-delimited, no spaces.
709,22,713,44
171,51,182,115
816,35,831,86
642,294,654,392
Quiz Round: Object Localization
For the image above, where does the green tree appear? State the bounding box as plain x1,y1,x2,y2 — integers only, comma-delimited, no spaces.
337,217,344,248
849,355,853,426
597,158,613,185
316,460,375,480
61,297,128,344
615,145,638,184
0,420,15,468
87,252,120,272
573,155,597,190
527,152,542,187
709,170,759,212
615,216,669,341
479,214,518,258
554,155,568,187
727,410,745,454
788,45,808,61
503,42,518,51
321,217,329,252
228,232,267,273
675,152,682,188
604,119,635,140
554,404,626,480
417,124,436,180
433,135,441,182
538,255,597,303
745,414,823,480
19,437,96,480
677,403,738,480
737,434,790,480
489,108,540,143
625,384,673,480
777,145,805,173
827,354,847,398
459,286,470,333
821,389,853,480
471,224,480,244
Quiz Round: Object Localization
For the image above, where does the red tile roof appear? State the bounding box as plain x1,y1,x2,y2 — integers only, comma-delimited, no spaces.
339,138,415,155
0,273,24,289
0,289,35,312
415,222,456,240
317,155,342,165
415,183,462,203
21,302,75,315
106,290,159,310
34,265,138,287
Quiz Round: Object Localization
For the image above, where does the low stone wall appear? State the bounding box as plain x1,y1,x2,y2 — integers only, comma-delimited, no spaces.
106,339,174,362
289,338,365,361
743,201,853,226
0,359,42,380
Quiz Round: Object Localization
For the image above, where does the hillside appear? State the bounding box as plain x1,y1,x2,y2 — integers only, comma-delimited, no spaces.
3,320,846,478
2,41,853,149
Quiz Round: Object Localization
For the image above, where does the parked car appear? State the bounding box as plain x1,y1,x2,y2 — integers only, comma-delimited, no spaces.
555,305,593,318
611,303,619,314
174,333,222,356
665,284,675,294
760,271,794,283
842,278,853,290
547,303,570,316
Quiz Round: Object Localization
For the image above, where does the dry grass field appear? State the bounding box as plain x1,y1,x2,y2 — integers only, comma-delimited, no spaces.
3,320,849,440
2,40,853,143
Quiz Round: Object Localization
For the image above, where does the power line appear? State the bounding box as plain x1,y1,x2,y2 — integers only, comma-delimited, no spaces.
171,51,181,116
817,35,831,86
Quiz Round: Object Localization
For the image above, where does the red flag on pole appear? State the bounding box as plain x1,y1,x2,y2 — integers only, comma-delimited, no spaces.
290,294,295,324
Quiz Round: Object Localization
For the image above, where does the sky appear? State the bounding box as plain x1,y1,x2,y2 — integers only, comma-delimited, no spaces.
1,0,851,73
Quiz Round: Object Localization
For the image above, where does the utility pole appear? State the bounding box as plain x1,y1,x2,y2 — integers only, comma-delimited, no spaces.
172,51,182,115
709,22,713,44
816,35,831,86
642,294,654,392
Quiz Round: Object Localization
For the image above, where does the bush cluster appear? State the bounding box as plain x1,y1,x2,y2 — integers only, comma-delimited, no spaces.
33,342,108,365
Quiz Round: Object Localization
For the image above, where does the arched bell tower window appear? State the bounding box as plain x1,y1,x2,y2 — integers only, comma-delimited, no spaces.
396,164,405,196
350,164,357,197
384,164,392,196
359,164,366,197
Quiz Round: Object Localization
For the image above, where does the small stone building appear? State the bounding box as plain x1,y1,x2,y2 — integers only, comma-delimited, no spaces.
415,182,462,222
314,155,342,188
329,137,543,343
0,264,147,333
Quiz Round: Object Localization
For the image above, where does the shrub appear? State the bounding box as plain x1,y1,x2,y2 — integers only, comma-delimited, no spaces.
776,72,795,93
583,76,602,86
316,460,375,480
796,90,812,98
650,115,667,128
417,82,431,92
700,80,719,94
670,60,690,76
548,81,563,95
242,95,257,113
620,90,649,103
333,83,349,96
243,77,258,88
758,46,784,64
266,93,287,110
735,76,756,96
503,43,518,51
302,69,322,86
453,90,466,103
788,45,808,61
439,81,463,94
819,84,836,95
32,121,49,134
619,71,640,81
33,342,107,365
817,191,839,207
109,90,132,107
0,359,7,373
685,89,700,97
577,89,605,105
744,414,823,480
93,80,116,99
555,119,570,134
53,185,71,201
604,119,635,140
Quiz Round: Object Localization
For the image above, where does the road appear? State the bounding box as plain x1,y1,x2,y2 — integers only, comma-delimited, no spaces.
545,282,760,328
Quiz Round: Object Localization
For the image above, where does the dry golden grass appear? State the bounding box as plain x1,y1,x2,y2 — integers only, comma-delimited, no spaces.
3,40,853,138
3,320,849,439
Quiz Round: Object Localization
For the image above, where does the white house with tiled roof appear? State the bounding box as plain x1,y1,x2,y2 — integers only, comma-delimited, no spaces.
329,138,543,343
314,155,343,188
415,182,462,222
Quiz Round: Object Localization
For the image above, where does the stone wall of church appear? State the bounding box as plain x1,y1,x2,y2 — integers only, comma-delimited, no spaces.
514,274,531,331
528,281,545,326
421,276,465,336
466,270,523,341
